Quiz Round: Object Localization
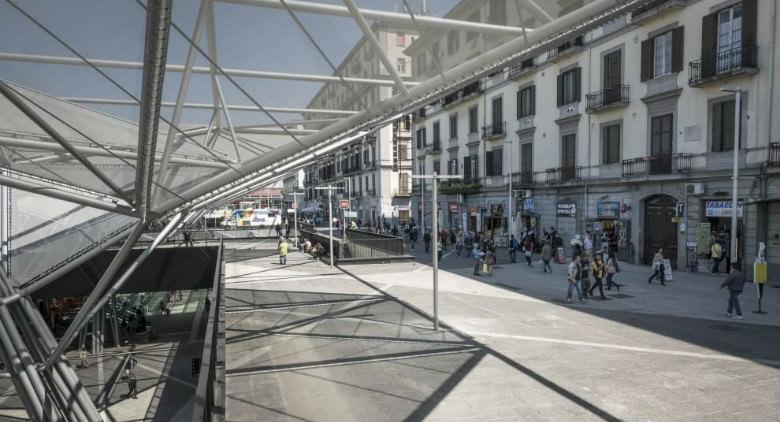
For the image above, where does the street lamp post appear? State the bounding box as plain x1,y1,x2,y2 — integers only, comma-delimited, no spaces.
315,185,339,268
504,139,514,237
721,87,741,265
290,191,305,246
413,172,462,331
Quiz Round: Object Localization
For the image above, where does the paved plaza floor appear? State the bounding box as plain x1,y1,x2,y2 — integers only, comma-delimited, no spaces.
223,240,780,421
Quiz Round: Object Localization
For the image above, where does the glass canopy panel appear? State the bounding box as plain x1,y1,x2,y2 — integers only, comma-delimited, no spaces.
8,188,138,285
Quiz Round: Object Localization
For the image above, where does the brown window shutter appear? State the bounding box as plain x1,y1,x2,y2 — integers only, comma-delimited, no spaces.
640,38,653,81
516,89,522,119
700,13,717,80
529,86,536,115
486,150,493,176
742,0,757,48
573,67,581,103
464,157,472,182
671,27,684,73
556,74,564,107
493,149,502,175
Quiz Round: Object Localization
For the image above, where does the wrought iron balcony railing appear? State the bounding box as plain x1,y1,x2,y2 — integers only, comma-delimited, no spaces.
770,143,780,167
545,166,582,184
689,45,758,86
482,121,506,139
511,171,534,186
622,153,692,177
586,85,629,113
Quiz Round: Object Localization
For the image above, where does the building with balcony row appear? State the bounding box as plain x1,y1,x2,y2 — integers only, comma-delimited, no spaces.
301,22,415,226
410,0,780,275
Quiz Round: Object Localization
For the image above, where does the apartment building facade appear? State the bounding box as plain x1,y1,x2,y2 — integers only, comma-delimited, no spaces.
302,23,415,226
411,0,780,275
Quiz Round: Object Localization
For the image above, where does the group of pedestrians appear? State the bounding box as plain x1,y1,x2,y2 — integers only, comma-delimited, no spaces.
566,251,622,302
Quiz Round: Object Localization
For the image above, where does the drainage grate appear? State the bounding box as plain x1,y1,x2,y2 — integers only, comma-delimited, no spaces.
709,324,742,332
609,293,635,299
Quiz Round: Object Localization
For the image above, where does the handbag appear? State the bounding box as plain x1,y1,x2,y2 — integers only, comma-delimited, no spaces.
483,262,489,273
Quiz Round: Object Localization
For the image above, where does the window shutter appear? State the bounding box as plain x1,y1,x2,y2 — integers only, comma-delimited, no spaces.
640,39,653,81
573,68,581,102
700,13,717,80
529,86,536,116
671,27,684,73
463,157,472,182
742,0,757,49
485,150,493,176
516,90,522,119
556,74,564,107
474,156,479,180
494,149,502,175
723,100,736,151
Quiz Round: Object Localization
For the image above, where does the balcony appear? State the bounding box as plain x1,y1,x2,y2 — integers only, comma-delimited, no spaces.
630,0,686,23
545,166,582,184
511,171,534,187
689,45,758,87
586,85,629,113
621,153,692,177
482,121,506,140
430,140,441,154
393,188,411,197
770,143,780,167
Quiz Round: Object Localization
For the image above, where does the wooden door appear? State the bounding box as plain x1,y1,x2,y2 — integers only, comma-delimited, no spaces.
643,195,678,269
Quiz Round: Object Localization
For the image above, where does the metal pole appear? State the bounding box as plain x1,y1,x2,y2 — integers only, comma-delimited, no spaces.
432,172,439,331
731,90,741,264
508,140,513,236
328,187,334,268
421,178,425,233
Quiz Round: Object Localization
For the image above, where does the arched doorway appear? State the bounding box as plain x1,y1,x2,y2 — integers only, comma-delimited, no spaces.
643,194,678,269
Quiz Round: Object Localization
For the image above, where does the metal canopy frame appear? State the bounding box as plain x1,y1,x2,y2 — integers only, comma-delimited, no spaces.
0,0,654,419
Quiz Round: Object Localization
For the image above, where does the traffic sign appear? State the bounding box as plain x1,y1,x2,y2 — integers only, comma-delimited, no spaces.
339,199,350,210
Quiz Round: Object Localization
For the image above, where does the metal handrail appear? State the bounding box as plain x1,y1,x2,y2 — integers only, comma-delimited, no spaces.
689,45,758,85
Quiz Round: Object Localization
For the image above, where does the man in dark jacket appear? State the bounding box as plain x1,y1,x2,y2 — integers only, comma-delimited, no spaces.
720,262,746,320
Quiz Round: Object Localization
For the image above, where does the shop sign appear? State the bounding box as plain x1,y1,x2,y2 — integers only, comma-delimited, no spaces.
449,202,459,212
596,202,620,218
705,200,743,217
557,203,576,217
620,198,633,219
523,198,535,212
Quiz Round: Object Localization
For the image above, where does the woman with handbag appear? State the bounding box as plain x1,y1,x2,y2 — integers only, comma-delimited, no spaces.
647,248,666,285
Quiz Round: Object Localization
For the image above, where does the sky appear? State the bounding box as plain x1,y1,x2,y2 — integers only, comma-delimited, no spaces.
0,0,459,127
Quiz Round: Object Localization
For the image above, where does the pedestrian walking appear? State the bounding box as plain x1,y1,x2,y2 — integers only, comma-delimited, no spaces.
589,254,607,299
541,242,553,273
127,373,138,399
711,241,724,273
523,237,534,267
605,250,621,291
720,262,746,320
584,232,594,260
580,255,591,297
79,347,89,368
483,248,493,276
437,239,443,261
567,255,585,303
509,234,519,263
159,300,167,316
423,230,432,253
455,231,464,257
450,230,457,252
647,248,666,285
183,230,194,247
472,244,484,276
278,237,288,265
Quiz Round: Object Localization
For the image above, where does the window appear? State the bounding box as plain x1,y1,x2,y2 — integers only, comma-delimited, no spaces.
602,123,621,164
520,143,533,175
416,127,427,149
399,173,409,194
557,68,581,106
641,27,683,81
433,121,441,151
449,113,458,139
433,160,441,175
397,58,407,73
562,134,576,169
447,31,459,55
517,86,536,118
396,32,405,47
447,158,459,175
653,32,672,77
491,96,503,128
463,155,478,182
712,99,736,152
485,149,503,176
468,106,479,134
415,53,426,76
717,4,743,73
